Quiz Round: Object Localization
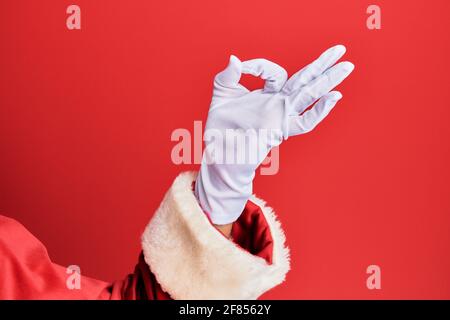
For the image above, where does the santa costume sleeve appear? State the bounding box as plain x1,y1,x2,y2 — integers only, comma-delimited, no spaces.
0,172,290,300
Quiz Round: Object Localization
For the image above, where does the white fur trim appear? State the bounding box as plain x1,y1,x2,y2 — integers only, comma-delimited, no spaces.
141,171,290,300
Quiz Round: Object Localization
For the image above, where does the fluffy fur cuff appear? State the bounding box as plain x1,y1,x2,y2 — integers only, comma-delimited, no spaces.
141,171,290,299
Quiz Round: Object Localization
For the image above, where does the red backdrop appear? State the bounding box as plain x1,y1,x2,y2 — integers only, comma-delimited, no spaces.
1,0,449,299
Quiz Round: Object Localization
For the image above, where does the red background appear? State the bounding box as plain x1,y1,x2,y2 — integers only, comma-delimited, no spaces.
1,0,449,299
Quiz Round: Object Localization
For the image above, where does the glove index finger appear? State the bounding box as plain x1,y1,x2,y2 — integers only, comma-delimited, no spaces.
241,58,288,93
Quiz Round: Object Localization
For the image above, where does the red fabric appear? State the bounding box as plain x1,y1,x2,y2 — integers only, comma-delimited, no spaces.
0,201,274,300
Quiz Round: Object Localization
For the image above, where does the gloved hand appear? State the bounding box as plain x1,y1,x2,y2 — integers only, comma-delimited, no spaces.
195,45,354,225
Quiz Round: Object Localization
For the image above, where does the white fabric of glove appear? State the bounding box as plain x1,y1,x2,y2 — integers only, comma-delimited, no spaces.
195,45,355,225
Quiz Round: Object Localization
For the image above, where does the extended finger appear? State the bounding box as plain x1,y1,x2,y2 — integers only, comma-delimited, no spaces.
288,61,354,113
282,45,346,94
288,91,342,136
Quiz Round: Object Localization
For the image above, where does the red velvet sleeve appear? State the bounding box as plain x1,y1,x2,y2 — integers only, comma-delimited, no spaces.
0,199,278,300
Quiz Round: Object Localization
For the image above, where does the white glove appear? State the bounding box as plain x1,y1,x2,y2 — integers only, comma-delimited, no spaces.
195,45,354,225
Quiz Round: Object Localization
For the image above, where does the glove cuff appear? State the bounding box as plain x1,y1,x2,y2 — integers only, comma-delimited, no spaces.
194,163,253,225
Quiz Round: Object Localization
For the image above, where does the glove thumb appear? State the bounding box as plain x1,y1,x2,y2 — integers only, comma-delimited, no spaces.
214,55,242,88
